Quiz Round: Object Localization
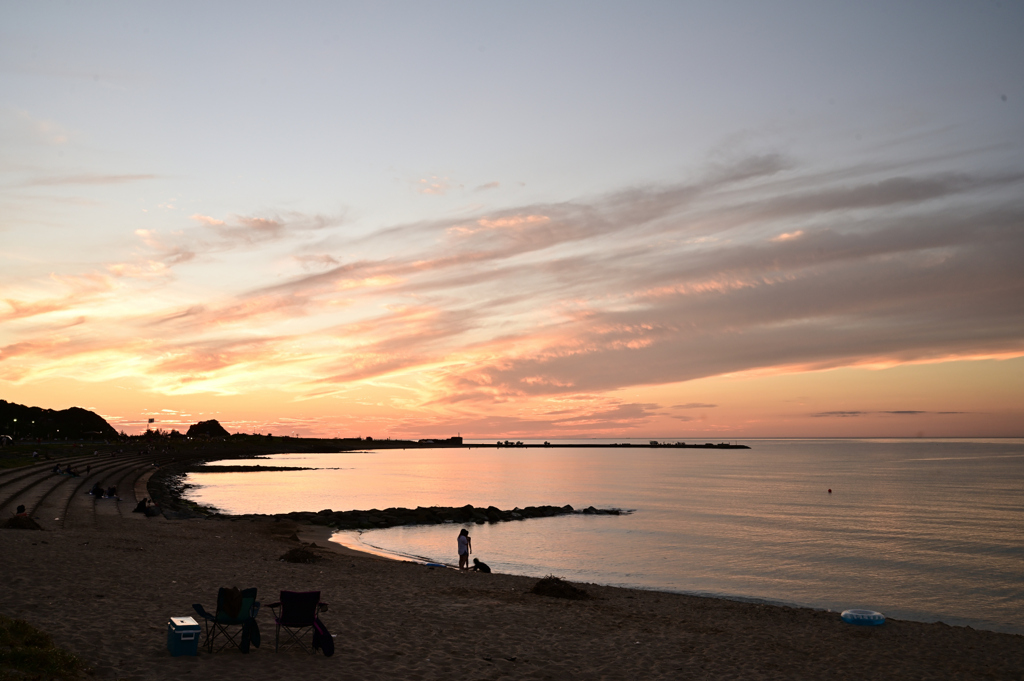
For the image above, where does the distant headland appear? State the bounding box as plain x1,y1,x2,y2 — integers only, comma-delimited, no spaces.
0,399,748,450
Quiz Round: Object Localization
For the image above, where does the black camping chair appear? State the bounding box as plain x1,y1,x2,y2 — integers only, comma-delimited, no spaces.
192,587,261,653
269,590,328,653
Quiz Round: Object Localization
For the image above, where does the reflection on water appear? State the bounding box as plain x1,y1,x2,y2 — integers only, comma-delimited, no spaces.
184,439,1024,634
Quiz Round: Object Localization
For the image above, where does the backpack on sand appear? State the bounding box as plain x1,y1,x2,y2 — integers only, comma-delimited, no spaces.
311,616,334,657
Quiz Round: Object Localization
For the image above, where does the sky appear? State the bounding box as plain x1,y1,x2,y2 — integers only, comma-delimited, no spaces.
2,1,1023,438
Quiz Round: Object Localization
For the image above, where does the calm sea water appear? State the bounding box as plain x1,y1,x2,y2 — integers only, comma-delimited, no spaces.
183,439,1024,635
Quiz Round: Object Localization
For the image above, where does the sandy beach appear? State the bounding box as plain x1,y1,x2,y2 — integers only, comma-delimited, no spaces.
1,517,1021,679
1,448,1022,680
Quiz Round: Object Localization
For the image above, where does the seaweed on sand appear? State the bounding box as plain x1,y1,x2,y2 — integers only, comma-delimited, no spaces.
530,575,591,600
279,547,321,564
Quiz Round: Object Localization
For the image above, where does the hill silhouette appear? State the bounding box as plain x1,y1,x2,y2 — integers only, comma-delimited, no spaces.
186,419,230,438
0,399,118,440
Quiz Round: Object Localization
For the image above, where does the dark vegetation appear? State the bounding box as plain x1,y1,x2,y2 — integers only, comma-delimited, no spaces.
0,615,90,680
0,400,450,456
185,419,230,438
3,516,42,530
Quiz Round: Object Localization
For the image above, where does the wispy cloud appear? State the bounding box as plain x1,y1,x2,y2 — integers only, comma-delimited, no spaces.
294,254,340,270
189,214,225,227
6,109,72,145
1,272,117,322
810,410,969,417
107,260,170,279
417,175,451,195
129,211,343,272
22,173,157,187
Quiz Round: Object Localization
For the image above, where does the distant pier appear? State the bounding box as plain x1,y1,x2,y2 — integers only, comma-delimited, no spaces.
481,441,750,449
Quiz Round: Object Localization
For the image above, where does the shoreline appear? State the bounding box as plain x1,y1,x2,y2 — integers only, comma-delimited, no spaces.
162,447,1023,638
312,526,855,616
317,524,1024,637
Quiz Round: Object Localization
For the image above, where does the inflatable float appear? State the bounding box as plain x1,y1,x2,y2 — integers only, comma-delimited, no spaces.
841,609,886,626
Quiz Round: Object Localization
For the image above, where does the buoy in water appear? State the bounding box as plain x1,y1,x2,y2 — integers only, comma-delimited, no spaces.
841,609,885,626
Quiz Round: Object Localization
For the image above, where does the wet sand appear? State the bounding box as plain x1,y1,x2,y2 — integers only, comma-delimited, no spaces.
2,512,1023,680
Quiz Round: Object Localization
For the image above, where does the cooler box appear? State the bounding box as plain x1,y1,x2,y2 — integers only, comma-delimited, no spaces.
167,616,201,656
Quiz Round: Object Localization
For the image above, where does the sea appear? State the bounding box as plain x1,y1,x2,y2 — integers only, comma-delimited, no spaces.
182,438,1024,635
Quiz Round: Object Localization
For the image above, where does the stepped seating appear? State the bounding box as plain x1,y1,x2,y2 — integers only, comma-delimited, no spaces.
1,447,189,529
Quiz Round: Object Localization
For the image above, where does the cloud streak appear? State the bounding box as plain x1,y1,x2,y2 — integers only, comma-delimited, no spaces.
21,174,158,187
810,411,969,417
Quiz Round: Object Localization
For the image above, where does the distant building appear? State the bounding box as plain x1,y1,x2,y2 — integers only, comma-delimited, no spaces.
418,436,462,445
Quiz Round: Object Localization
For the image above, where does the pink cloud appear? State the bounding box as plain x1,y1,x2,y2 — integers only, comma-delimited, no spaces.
190,213,226,226
417,175,451,195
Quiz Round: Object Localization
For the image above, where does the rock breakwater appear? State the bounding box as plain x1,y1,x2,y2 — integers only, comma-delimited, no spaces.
215,503,629,529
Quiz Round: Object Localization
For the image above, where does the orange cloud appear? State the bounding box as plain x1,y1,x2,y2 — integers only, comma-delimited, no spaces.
772,230,804,241
476,215,550,230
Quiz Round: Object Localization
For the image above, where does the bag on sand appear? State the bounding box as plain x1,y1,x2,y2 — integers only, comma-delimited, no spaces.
311,617,334,657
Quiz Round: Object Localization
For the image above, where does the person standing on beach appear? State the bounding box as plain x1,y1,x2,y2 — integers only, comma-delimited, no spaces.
458,528,472,570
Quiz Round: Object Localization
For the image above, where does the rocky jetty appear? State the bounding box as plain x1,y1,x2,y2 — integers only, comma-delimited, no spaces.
214,503,629,529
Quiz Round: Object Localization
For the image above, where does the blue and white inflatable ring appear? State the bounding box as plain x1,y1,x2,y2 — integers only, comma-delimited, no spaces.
841,609,886,626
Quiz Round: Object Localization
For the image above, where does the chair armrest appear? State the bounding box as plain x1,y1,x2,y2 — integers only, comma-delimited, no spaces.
267,602,281,608
251,602,261,617
192,604,214,621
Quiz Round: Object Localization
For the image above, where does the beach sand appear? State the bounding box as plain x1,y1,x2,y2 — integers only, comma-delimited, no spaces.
2,512,1022,681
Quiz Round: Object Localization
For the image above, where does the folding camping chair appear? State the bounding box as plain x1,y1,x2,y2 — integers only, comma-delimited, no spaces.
192,587,261,653
269,590,328,653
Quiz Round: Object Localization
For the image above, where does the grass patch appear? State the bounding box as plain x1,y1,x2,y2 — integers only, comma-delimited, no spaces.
0,615,90,680
0,454,34,470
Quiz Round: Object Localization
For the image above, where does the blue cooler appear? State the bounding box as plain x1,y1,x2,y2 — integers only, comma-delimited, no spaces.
167,616,201,656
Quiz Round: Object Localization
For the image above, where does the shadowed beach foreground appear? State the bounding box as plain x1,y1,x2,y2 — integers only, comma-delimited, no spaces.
2,515,1023,681
1,444,1022,680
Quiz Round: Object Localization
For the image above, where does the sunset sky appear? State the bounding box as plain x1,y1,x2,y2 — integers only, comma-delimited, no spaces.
2,2,1022,438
